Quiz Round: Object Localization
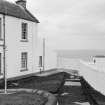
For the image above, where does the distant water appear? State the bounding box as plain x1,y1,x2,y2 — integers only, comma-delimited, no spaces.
57,49,105,60
57,49,105,70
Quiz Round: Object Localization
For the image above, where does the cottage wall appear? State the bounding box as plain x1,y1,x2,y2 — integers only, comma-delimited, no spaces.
57,56,81,70
5,16,38,78
0,14,4,78
37,39,57,71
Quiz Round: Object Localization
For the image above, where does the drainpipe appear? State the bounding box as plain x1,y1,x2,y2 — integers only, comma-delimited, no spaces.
43,38,45,71
3,11,7,93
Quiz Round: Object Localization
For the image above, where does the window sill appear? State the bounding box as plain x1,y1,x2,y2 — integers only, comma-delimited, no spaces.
20,39,28,42
20,69,28,72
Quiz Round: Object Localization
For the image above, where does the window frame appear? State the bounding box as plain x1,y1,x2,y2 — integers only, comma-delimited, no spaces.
21,22,28,41
21,52,28,71
0,18,2,40
39,56,43,67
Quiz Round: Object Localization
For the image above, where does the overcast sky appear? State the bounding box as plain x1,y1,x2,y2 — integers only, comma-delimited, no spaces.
8,0,105,50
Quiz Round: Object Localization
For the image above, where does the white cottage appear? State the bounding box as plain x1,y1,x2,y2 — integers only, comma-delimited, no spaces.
0,0,39,79
92,55,105,63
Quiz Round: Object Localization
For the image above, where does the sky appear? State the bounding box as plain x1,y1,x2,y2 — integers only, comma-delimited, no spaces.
8,0,105,50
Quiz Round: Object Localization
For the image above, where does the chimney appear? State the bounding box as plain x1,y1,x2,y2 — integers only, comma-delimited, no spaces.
16,0,26,8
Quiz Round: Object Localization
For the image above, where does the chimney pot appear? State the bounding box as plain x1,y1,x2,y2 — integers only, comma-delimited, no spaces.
16,0,26,8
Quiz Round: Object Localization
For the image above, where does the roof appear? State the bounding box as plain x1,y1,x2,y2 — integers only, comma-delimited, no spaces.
0,0,39,23
94,55,105,58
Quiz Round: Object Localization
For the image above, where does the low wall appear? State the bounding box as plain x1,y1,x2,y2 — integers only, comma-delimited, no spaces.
79,61,105,96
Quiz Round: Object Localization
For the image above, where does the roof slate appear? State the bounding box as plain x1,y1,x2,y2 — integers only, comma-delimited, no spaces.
0,0,39,23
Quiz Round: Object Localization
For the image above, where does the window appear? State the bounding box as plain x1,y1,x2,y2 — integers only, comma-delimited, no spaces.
39,56,42,67
0,18,2,39
21,23,28,40
21,52,28,69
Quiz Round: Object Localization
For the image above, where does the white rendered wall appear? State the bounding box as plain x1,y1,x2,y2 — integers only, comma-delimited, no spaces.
45,47,57,70
0,47,3,78
57,57,81,70
80,61,105,96
5,16,38,78
93,58,105,71
80,58,105,73
37,38,57,70
0,14,4,78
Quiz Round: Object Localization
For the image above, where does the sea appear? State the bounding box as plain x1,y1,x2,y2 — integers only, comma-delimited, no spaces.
57,49,105,70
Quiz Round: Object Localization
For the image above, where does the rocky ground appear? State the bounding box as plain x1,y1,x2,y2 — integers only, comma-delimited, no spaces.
0,70,93,105
57,79,90,105
0,91,47,105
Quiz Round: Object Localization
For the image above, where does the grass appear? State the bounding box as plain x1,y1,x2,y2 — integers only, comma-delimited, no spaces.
6,72,70,93
0,91,47,105
0,72,70,105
